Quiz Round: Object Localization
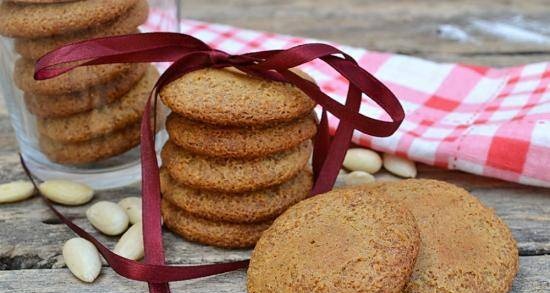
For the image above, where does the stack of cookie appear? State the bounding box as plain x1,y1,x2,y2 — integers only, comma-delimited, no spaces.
158,68,318,248
0,0,157,164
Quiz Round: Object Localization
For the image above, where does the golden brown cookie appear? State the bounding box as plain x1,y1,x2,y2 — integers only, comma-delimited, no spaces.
14,0,149,59
36,66,159,143
161,199,271,249
161,168,312,223
247,186,420,293
166,113,317,158
371,179,518,293
0,0,137,38
160,68,316,126
24,63,148,118
39,121,143,164
161,140,312,193
8,0,77,3
14,58,138,96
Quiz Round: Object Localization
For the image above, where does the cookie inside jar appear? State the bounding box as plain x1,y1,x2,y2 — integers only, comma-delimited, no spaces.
0,0,179,188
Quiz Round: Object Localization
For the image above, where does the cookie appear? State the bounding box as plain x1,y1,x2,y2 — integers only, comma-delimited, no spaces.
166,113,317,158
14,58,138,96
161,140,312,193
39,121,143,164
7,0,77,3
37,66,159,143
0,0,138,38
161,168,312,223
161,199,271,249
24,63,148,118
372,179,518,293
160,68,316,126
14,0,149,59
247,186,420,293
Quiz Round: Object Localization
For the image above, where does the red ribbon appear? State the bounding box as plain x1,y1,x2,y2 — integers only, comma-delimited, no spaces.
29,32,404,293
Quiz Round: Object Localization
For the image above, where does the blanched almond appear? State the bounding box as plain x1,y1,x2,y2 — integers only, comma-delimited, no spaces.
0,180,35,203
62,238,101,283
334,169,348,187
114,223,144,260
39,180,93,205
86,201,129,236
343,171,376,186
383,154,417,178
118,197,142,225
375,173,402,182
343,148,382,174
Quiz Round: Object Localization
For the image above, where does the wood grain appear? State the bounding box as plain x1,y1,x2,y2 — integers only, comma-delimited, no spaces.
180,0,550,66
0,255,549,293
0,186,250,270
0,168,547,269
0,0,549,292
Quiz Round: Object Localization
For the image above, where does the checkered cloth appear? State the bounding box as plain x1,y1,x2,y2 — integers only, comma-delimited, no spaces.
144,13,550,188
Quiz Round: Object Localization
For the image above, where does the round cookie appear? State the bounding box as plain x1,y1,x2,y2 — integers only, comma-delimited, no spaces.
372,179,518,293
14,58,138,96
160,168,313,223
37,66,159,143
25,63,148,118
161,140,312,193
166,113,317,158
0,0,138,38
8,0,77,3
160,68,316,126
247,186,420,293
161,199,271,249
39,121,143,164
15,0,149,59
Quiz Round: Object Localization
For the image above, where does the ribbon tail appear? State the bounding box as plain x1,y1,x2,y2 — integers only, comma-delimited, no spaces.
140,92,170,293
149,283,171,293
311,85,362,195
312,109,330,184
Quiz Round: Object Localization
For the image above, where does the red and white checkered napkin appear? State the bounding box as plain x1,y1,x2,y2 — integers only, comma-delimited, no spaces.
143,16,550,188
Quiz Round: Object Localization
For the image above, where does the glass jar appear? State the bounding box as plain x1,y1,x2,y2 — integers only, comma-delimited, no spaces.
0,0,180,189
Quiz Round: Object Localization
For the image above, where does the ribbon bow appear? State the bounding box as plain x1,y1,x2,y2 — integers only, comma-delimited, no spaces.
30,32,404,293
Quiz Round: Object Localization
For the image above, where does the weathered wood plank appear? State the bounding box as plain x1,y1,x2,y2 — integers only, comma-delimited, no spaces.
512,255,550,293
0,268,246,293
472,187,550,256
1,255,548,293
181,0,550,66
0,168,548,270
0,187,251,270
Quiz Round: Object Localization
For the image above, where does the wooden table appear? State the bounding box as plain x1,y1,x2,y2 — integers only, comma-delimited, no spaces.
1,0,549,292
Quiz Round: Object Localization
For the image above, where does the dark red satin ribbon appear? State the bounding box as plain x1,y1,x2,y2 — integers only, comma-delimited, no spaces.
28,32,404,293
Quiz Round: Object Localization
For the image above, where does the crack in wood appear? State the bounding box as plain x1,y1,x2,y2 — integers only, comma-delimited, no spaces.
41,218,65,225
0,255,59,270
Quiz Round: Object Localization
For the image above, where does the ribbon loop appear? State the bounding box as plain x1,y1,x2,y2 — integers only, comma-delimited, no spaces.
252,43,344,70
30,32,404,293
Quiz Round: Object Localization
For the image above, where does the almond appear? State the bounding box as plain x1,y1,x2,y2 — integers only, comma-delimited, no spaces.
62,238,101,283
343,148,382,174
39,180,93,205
114,223,144,260
118,197,142,225
0,180,35,203
383,154,417,178
86,201,129,236
343,171,376,186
